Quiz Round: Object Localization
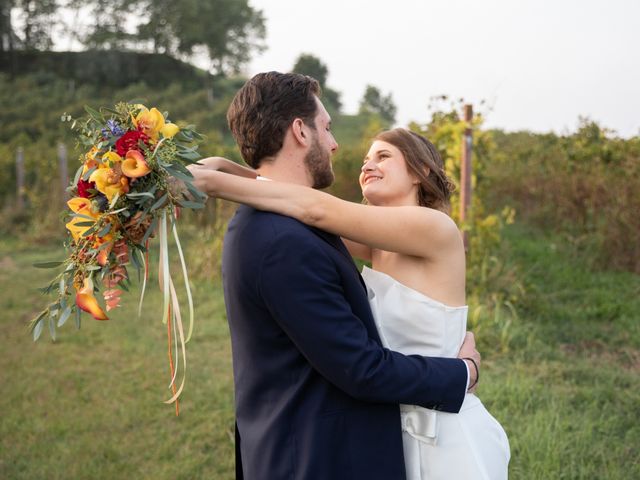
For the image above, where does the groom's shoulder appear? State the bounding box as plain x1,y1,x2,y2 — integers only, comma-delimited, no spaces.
231,206,317,242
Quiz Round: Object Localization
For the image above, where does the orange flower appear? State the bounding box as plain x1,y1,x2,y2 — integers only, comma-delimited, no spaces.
121,149,151,178
75,277,108,320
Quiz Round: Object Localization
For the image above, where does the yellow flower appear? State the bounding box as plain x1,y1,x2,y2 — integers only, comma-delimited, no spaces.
134,107,165,141
65,197,99,242
161,122,180,139
90,163,129,202
102,151,123,165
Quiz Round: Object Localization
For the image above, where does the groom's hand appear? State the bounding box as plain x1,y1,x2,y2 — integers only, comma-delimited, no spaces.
458,332,481,393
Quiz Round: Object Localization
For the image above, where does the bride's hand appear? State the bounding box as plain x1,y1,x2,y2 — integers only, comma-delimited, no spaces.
192,157,258,179
191,156,228,170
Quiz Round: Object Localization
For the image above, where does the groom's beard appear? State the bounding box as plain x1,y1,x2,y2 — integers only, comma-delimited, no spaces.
305,135,334,189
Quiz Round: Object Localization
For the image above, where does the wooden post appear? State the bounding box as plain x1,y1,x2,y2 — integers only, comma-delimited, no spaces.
460,104,473,250
16,147,25,211
58,143,69,201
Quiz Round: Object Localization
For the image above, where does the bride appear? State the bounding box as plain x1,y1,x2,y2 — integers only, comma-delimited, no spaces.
187,127,510,479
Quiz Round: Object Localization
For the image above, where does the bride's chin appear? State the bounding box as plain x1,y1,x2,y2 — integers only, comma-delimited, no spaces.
362,193,381,206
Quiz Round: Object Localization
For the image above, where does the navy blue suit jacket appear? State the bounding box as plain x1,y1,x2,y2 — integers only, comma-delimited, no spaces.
222,206,467,480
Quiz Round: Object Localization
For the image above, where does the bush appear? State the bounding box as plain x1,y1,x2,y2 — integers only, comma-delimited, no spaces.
486,119,640,273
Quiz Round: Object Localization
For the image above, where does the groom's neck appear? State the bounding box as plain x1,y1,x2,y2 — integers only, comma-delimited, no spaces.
257,153,312,187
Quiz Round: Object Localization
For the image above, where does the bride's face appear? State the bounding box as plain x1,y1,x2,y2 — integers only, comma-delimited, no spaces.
359,140,419,206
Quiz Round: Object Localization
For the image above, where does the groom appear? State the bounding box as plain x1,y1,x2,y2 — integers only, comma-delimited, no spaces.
222,71,479,479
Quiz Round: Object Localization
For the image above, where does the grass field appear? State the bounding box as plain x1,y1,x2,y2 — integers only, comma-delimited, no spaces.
1,225,638,479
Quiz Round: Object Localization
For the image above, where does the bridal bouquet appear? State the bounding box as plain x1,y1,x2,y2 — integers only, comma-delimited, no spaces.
31,102,207,411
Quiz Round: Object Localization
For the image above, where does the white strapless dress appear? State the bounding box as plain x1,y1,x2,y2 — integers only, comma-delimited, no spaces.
361,266,510,480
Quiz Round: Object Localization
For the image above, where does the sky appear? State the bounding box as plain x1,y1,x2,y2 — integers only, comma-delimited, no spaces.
245,0,640,137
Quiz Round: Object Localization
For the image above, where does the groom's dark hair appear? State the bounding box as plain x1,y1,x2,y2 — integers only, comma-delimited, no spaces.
227,71,321,168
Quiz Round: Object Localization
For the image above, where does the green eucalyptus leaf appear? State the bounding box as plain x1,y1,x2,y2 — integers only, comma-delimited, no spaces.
33,262,64,268
33,261,64,269
33,318,44,341
73,165,83,187
101,107,120,116
58,306,72,327
141,220,157,245
177,200,205,210
176,149,201,161
97,223,112,238
75,307,82,330
82,226,98,237
150,193,168,211
186,182,208,201
84,105,104,123
130,248,142,270
48,317,57,341
165,167,193,183
82,166,97,181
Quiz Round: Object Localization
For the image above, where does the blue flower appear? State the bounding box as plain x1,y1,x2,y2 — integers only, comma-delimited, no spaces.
106,119,125,137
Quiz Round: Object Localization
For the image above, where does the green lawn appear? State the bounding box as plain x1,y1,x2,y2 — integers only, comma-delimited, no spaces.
1,225,638,479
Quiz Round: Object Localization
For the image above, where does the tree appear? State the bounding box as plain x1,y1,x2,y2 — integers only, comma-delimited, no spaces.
292,53,328,87
0,0,17,56
136,0,266,73
359,85,397,126
79,0,138,50
292,53,341,113
13,0,58,50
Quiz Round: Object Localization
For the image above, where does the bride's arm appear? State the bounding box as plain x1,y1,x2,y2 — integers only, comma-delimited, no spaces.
189,169,460,259
193,156,258,178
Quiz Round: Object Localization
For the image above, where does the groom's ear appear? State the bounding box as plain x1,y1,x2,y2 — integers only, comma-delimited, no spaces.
291,118,309,147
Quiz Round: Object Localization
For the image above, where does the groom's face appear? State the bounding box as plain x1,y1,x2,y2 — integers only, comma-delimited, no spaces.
304,97,338,189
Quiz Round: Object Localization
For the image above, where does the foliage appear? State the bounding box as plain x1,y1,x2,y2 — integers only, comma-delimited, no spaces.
408,96,521,351
485,118,640,273
358,84,397,126
292,52,342,113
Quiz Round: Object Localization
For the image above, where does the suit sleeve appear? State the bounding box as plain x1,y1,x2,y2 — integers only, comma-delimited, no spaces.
258,229,467,413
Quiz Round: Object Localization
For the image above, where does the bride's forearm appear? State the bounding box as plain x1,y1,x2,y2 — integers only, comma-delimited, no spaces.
189,169,323,219
194,156,257,179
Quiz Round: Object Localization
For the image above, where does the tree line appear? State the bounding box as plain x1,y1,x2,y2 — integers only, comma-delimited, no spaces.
1,0,264,73
1,1,397,123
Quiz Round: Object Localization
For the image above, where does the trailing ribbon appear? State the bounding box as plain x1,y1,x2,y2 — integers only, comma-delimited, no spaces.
156,209,189,409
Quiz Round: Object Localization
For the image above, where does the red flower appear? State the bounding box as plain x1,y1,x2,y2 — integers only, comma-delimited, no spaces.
77,179,96,198
115,129,149,156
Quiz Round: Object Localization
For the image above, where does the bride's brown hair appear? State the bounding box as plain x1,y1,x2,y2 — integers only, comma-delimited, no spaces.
374,128,454,212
